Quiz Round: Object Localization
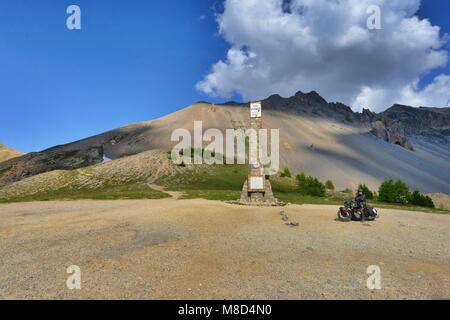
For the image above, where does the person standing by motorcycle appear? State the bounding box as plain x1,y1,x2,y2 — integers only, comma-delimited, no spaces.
338,188,378,222
355,188,367,221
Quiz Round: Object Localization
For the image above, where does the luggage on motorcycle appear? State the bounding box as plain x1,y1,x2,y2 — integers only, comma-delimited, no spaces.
365,206,378,220
352,209,362,221
337,207,351,222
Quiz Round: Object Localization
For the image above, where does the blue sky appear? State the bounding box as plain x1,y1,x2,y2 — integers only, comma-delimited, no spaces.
417,0,450,89
0,0,230,152
0,0,449,152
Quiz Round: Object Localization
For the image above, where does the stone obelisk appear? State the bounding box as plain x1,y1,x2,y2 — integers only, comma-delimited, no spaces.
240,101,277,205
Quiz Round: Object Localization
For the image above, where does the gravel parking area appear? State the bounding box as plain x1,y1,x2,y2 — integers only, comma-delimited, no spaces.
0,199,449,299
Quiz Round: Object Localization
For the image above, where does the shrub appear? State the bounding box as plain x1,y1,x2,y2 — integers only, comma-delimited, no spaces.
325,180,335,190
296,172,306,185
296,172,326,197
358,184,374,199
378,179,410,204
409,191,435,208
280,167,292,178
342,188,353,194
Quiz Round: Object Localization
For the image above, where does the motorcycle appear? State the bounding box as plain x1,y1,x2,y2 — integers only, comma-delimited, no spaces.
337,200,379,222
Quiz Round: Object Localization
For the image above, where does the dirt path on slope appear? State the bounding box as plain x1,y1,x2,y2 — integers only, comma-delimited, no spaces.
148,184,184,200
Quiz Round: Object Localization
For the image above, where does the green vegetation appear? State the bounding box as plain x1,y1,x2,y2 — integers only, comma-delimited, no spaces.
296,172,326,197
156,164,248,200
325,180,335,191
409,191,435,208
280,167,292,178
358,184,374,199
267,176,337,205
378,179,435,208
0,181,169,203
378,179,410,204
267,174,444,213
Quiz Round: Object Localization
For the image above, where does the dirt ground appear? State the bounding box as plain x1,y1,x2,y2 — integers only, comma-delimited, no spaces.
0,199,448,300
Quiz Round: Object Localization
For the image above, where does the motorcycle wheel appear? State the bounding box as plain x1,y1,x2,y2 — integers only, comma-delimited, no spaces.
337,208,351,222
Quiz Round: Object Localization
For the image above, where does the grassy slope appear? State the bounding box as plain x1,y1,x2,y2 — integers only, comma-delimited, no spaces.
0,182,169,203
157,164,449,214
0,157,448,214
0,150,174,203
156,164,248,201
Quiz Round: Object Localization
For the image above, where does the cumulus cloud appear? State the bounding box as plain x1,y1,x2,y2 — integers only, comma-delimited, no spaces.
196,0,450,111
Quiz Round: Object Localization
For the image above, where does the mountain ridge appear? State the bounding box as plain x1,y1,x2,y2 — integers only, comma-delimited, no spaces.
1,90,449,193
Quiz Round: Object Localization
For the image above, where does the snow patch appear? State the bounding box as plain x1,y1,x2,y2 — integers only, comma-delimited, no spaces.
102,155,112,163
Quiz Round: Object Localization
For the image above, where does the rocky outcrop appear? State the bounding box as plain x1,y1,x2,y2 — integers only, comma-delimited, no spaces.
261,93,450,151
370,119,414,150
364,104,450,150
381,104,450,138
0,146,104,185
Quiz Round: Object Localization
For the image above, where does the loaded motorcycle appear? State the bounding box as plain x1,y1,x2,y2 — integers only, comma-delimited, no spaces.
337,200,379,222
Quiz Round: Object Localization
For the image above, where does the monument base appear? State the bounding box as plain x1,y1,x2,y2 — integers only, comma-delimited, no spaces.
238,179,282,206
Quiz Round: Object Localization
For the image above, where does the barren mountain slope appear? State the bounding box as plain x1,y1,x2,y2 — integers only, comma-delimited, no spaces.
0,144,22,163
1,93,449,193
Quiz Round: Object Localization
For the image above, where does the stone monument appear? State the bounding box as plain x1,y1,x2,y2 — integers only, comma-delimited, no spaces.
239,101,278,205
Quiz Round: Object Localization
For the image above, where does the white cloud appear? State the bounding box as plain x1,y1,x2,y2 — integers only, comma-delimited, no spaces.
400,74,450,107
196,0,450,111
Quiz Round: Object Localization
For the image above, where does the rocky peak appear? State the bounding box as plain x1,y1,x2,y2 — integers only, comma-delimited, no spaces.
263,90,334,116
293,90,328,106
420,107,450,115
382,104,450,136
264,94,284,105
260,92,449,150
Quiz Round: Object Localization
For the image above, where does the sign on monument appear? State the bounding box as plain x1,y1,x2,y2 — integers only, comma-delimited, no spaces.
250,101,262,118
248,175,264,191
